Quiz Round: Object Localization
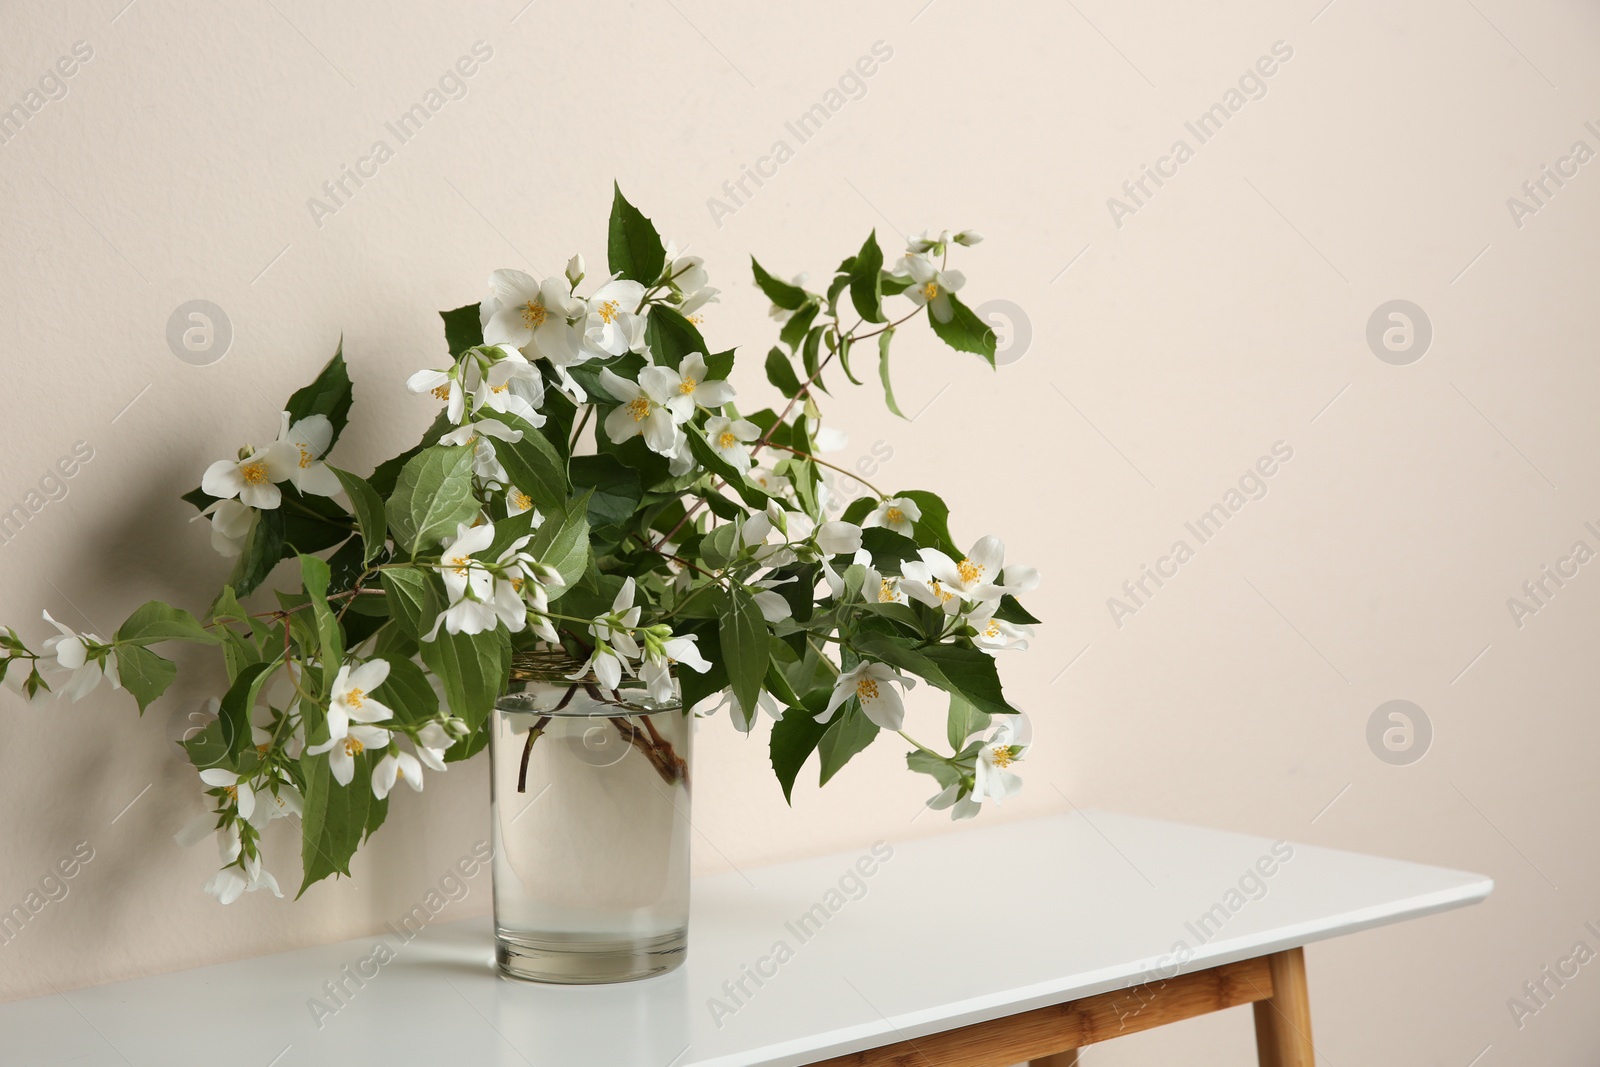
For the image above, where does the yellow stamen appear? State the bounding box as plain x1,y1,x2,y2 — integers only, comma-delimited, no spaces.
922,281,939,301
878,578,898,603
718,431,737,449
984,620,1001,638
343,738,364,757
687,314,705,325
989,744,1016,769
491,383,508,393
297,445,314,469
521,300,547,328
957,558,984,584
450,554,471,577
885,506,905,526
432,384,451,400
929,580,954,603
346,687,364,709
856,677,880,701
256,743,271,754
222,784,238,799
240,460,269,486
627,396,652,422
679,377,698,395
596,299,620,324
511,490,532,512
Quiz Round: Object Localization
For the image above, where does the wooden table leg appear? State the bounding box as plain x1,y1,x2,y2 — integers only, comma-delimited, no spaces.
1029,1052,1079,1066
1253,947,1315,1067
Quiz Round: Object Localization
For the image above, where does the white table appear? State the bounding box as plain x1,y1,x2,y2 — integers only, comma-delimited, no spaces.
1,811,1491,1066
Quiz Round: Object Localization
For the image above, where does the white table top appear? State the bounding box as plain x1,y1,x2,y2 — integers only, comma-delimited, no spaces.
4,810,1491,1067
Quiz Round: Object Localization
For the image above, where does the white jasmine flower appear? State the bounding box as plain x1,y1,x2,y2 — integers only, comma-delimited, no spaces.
815,521,863,556
326,659,394,741
972,713,1029,804
198,498,254,557
664,243,719,314
640,633,711,704
372,748,424,800
900,254,966,323
482,269,585,367
662,353,737,418
599,367,687,456
407,365,468,423
505,486,541,519
39,610,118,701
307,723,391,787
274,413,341,497
863,496,921,537
475,349,548,427
968,604,1033,653
905,536,1015,607
201,444,295,511
198,768,256,820
818,660,915,731
414,722,456,771
703,415,760,469
582,277,648,358
439,415,523,449
692,687,782,734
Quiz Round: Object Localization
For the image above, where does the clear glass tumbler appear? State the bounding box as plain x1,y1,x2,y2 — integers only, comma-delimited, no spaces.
488,652,692,983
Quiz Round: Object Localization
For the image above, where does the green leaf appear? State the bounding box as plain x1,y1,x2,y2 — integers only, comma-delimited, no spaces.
115,645,177,714
299,554,344,693
231,508,285,597
779,301,819,351
752,257,809,310
285,343,355,449
376,655,440,726
852,634,1016,717
329,466,388,564
897,489,962,559
570,454,643,536
907,748,961,790
765,347,804,399
849,231,886,323
440,303,484,357
208,586,252,634
718,586,768,720
385,444,478,555
877,328,903,418
928,292,998,364
379,567,443,641
946,692,990,751
818,705,879,786
608,183,666,284
298,746,374,896
526,494,592,593
217,661,275,760
770,699,830,804
993,594,1041,626
280,489,356,556
643,306,707,370
685,431,773,511
369,409,454,498
115,601,219,647
480,412,568,512
420,627,511,733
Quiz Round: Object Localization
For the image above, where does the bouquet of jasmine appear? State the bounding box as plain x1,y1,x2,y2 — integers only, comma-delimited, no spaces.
0,187,1040,902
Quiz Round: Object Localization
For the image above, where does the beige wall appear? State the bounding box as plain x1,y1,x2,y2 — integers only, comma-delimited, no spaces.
2,0,1597,1062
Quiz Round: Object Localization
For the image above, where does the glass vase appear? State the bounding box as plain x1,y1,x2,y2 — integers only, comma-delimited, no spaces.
488,651,692,983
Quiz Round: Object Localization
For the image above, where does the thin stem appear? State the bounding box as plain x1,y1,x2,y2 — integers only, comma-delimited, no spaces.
517,715,552,793
764,444,888,499
569,405,593,451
